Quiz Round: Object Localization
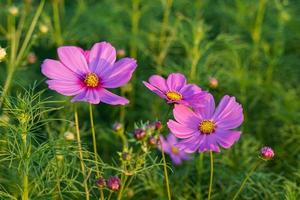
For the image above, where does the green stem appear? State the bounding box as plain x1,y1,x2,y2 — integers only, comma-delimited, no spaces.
89,104,100,177
159,105,172,200
21,133,29,200
22,173,28,200
232,161,261,200
52,0,63,46
208,151,213,200
74,106,90,200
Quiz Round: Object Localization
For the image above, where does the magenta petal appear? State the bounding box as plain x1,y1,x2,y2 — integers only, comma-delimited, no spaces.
143,81,166,99
166,73,186,91
173,104,200,126
148,75,168,93
89,42,116,74
159,136,171,154
180,84,202,97
167,120,197,139
213,95,244,129
176,135,203,153
198,134,220,153
194,94,215,119
101,58,137,88
57,46,89,75
41,59,79,81
71,88,101,104
99,89,129,105
215,129,241,149
47,80,84,96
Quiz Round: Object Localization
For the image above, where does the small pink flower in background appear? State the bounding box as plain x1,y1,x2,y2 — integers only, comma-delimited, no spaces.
159,134,189,165
167,94,244,153
41,41,137,104
107,176,121,191
260,146,274,160
143,73,207,108
208,77,218,89
96,177,106,188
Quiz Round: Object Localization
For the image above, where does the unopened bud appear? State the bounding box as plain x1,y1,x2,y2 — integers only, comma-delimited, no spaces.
134,128,146,140
260,146,275,160
107,176,121,191
64,131,75,141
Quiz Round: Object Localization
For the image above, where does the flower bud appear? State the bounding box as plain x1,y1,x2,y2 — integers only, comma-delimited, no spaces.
208,77,218,89
154,121,162,131
112,122,123,133
107,176,121,191
260,146,274,160
117,49,126,58
134,128,146,140
27,52,37,64
121,152,132,161
64,131,75,141
96,177,106,188
148,136,158,146
0,47,7,62
56,154,64,161
8,6,19,16
39,24,49,34
126,188,134,198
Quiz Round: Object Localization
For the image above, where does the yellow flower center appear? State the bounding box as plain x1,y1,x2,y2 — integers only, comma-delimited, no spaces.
166,91,182,101
171,146,179,154
84,73,99,87
199,120,216,134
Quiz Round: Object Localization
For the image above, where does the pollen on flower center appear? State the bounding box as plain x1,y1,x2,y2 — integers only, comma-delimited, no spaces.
199,120,216,134
166,91,182,101
84,73,99,87
171,146,179,154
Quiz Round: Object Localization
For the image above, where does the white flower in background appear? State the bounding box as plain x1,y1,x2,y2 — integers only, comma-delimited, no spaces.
64,131,75,141
8,6,19,16
0,47,7,62
39,24,49,34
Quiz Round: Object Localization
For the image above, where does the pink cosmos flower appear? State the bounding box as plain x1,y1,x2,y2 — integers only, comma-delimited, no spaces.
143,73,207,107
159,134,189,165
167,94,244,153
41,42,137,104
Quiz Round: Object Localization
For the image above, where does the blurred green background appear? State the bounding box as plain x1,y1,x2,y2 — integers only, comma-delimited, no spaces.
0,0,300,199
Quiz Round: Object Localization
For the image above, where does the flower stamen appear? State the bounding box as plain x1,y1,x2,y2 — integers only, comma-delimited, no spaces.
199,120,216,134
171,146,179,154
166,91,182,101
84,73,99,87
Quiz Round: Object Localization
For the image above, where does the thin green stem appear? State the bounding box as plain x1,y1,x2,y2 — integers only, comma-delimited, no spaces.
74,106,90,200
89,104,100,177
232,161,261,200
22,173,28,200
52,0,63,45
208,151,213,200
159,104,172,200
21,133,29,200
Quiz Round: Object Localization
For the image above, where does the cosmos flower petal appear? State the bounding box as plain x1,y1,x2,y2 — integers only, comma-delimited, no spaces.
159,136,171,154
176,135,203,153
101,58,137,88
71,88,101,104
173,104,200,126
166,73,187,91
166,134,178,144
213,95,244,129
194,94,215,119
167,120,197,139
215,129,241,149
46,80,84,96
89,42,116,74
143,81,166,99
185,92,209,108
41,59,79,81
148,75,168,93
57,46,89,75
198,135,220,153
98,89,129,105
179,84,202,97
